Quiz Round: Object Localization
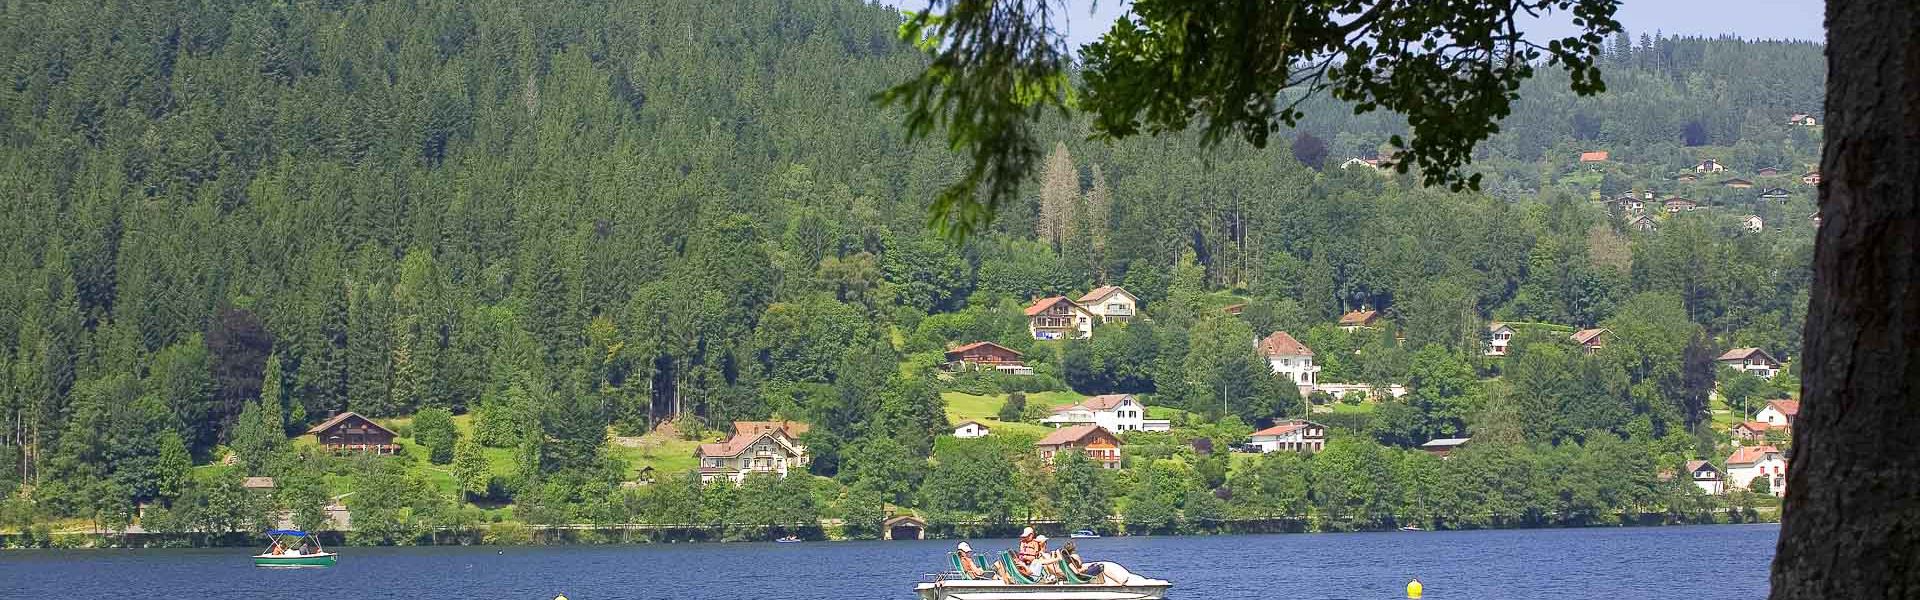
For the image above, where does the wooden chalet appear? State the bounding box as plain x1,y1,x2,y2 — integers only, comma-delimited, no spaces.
945,341,1027,372
307,412,399,454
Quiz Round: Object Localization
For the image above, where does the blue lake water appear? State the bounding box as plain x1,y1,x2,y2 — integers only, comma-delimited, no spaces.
0,524,1778,599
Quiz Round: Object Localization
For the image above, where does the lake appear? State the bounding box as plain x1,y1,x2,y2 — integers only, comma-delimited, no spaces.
1,524,1778,599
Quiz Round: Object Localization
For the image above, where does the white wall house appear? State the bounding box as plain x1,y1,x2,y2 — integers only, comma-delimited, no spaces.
1042,394,1169,432
1726,445,1788,497
1742,215,1765,232
1025,296,1096,340
1248,420,1327,453
1487,322,1515,356
1259,331,1320,395
696,421,811,484
953,420,991,439
1718,348,1783,379
1686,460,1726,495
1756,400,1799,428
1077,286,1139,324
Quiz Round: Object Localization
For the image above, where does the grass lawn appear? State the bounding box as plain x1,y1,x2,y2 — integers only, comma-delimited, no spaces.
1147,405,1193,421
1328,402,1378,415
941,391,1084,437
607,433,705,479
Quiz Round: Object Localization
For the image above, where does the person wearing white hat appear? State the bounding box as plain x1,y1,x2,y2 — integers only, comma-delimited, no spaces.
1026,534,1057,582
955,541,989,579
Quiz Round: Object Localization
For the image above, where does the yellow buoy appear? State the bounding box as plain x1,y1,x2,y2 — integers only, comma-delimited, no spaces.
1407,579,1423,599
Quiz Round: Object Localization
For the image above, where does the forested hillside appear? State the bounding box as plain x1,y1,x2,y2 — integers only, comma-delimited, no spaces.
0,0,1818,539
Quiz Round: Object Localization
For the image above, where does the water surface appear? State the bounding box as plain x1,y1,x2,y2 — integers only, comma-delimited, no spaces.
1,524,1778,599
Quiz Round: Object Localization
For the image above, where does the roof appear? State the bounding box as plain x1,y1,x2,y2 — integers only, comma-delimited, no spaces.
1338,310,1379,326
734,420,810,438
1579,151,1610,162
1664,198,1696,206
1420,438,1471,449
1488,321,1512,332
1258,330,1314,357
946,341,1022,358
1734,421,1772,433
1727,445,1781,465
1222,303,1246,315
304,411,396,436
1077,286,1133,304
1717,347,1779,365
1765,400,1800,417
1251,420,1322,438
1570,328,1608,345
1050,394,1134,413
697,430,801,459
955,420,989,430
1024,296,1081,317
1036,424,1120,448
1685,460,1720,475
242,477,276,489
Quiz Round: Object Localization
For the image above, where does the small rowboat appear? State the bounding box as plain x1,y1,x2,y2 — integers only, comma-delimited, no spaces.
775,536,803,544
253,529,337,567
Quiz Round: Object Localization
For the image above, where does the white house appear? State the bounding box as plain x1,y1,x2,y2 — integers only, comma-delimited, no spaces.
1726,445,1788,497
696,421,811,484
1685,460,1726,495
1077,286,1139,324
1025,296,1096,340
1696,159,1727,173
1248,419,1327,453
1258,330,1320,395
1042,394,1170,432
1756,399,1799,429
1718,347,1783,378
953,420,991,439
1486,322,1515,356
1742,215,1764,232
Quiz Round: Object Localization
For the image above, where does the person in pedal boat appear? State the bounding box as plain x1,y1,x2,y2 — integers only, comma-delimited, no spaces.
955,542,991,579
1056,542,1104,582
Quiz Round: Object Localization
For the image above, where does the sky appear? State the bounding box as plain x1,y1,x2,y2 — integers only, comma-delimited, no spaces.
875,0,1826,50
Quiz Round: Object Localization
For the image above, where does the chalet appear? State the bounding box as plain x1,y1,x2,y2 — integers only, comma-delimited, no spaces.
1420,437,1471,457
953,420,991,439
242,477,276,492
945,341,1031,375
1579,151,1610,162
1338,309,1382,331
1756,166,1783,177
1570,328,1609,355
1486,322,1515,356
1248,419,1328,453
1036,425,1123,469
1675,173,1700,183
1685,460,1726,495
1695,159,1727,173
1757,400,1800,429
1742,215,1765,233
1077,286,1139,324
1664,198,1698,213
1258,330,1321,395
1627,214,1658,232
1718,347,1782,378
1726,445,1788,497
1721,178,1754,189
1043,393,1169,432
1787,113,1817,127
1801,171,1821,185
307,412,399,454
1025,296,1096,340
1221,303,1246,315
696,421,811,483
1732,421,1774,443
1758,187,1791,200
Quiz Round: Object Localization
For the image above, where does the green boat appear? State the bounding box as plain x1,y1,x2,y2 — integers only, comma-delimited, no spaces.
253,529,337,568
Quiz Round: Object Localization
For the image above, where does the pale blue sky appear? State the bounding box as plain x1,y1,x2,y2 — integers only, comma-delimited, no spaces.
876,1,1826,49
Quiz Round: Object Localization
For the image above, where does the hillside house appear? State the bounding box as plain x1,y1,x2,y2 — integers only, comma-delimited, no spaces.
1340,157,1385,171
1758,187,1791,200
1685,460,1726,495
1732,421,1774,443
1259,330,1321,395
1726,445,1788,497
1695,159,1726,173
1757,400,1800,429
1248,419,1328,453
1036,425,1123,469
1579,151,1609,162
1222,303,1246,315
945,342,1031,375
1570,328,1609,355
1042,393,1169,432
1787,113,1816,126
1077,286,1139,324
1627,214,1658,232
1486,322,1515,356
1756,166,1783,177
1420,437,1471,457
1025,296,1096,340
1718,347,1782,378
242,477,276,493
1721,178,1754,189
1338,309,1382,331
307,412,399,454
1664,198,1698,213
953,420,991,439
1742,215,1765,232
696,421,811,483
1676,173,1700,183
1801,171,1821,185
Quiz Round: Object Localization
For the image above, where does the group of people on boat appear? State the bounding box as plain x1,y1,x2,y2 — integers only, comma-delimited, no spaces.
951,527,1138,585
265,540,319,557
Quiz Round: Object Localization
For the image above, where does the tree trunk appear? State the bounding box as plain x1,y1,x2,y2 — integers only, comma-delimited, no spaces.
1770,2,1920,598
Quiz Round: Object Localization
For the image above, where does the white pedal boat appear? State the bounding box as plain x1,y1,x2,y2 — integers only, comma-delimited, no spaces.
913,578,1174,600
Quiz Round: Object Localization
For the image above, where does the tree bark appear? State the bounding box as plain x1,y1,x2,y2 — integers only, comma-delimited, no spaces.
1770,1,1920,598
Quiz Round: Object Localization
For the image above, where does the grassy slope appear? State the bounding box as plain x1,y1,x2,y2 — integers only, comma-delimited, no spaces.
942,391,1083,437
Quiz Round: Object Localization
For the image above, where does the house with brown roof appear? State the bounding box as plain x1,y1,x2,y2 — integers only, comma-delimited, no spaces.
1685,460,1726,495
1732,421,1774,443
1579,151,1610,162
1338,309,1381,331
1721,178,1754,189
1627,214,1658,232
1077,286,1139,324
307,412,399,454
1726,445,1787,497
1486,322,1515,356
1259,330,1320,394
1675,173,1700,183
1569,328,1609,355
1801,171,1821,185
945,342,1030,375
1025,296,1096,340
1041,393,1168,432
1756,166,1783,177
1718,348,1782,378
1035,425,1122,469
1248,419,1328,453
1787,113,1816,127
1756,400,1799,429
1758,187,1791,200
1664,197,1698,213
696,421,811,483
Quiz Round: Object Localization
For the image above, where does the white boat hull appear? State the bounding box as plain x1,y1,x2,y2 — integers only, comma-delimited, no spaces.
915,580,1172,600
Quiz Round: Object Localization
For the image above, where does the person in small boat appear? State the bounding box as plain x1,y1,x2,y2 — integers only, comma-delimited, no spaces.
994,528,1048,583
1056,542,1105,583
954,542,991,579
267,541,284,555
1023,535,1064,582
